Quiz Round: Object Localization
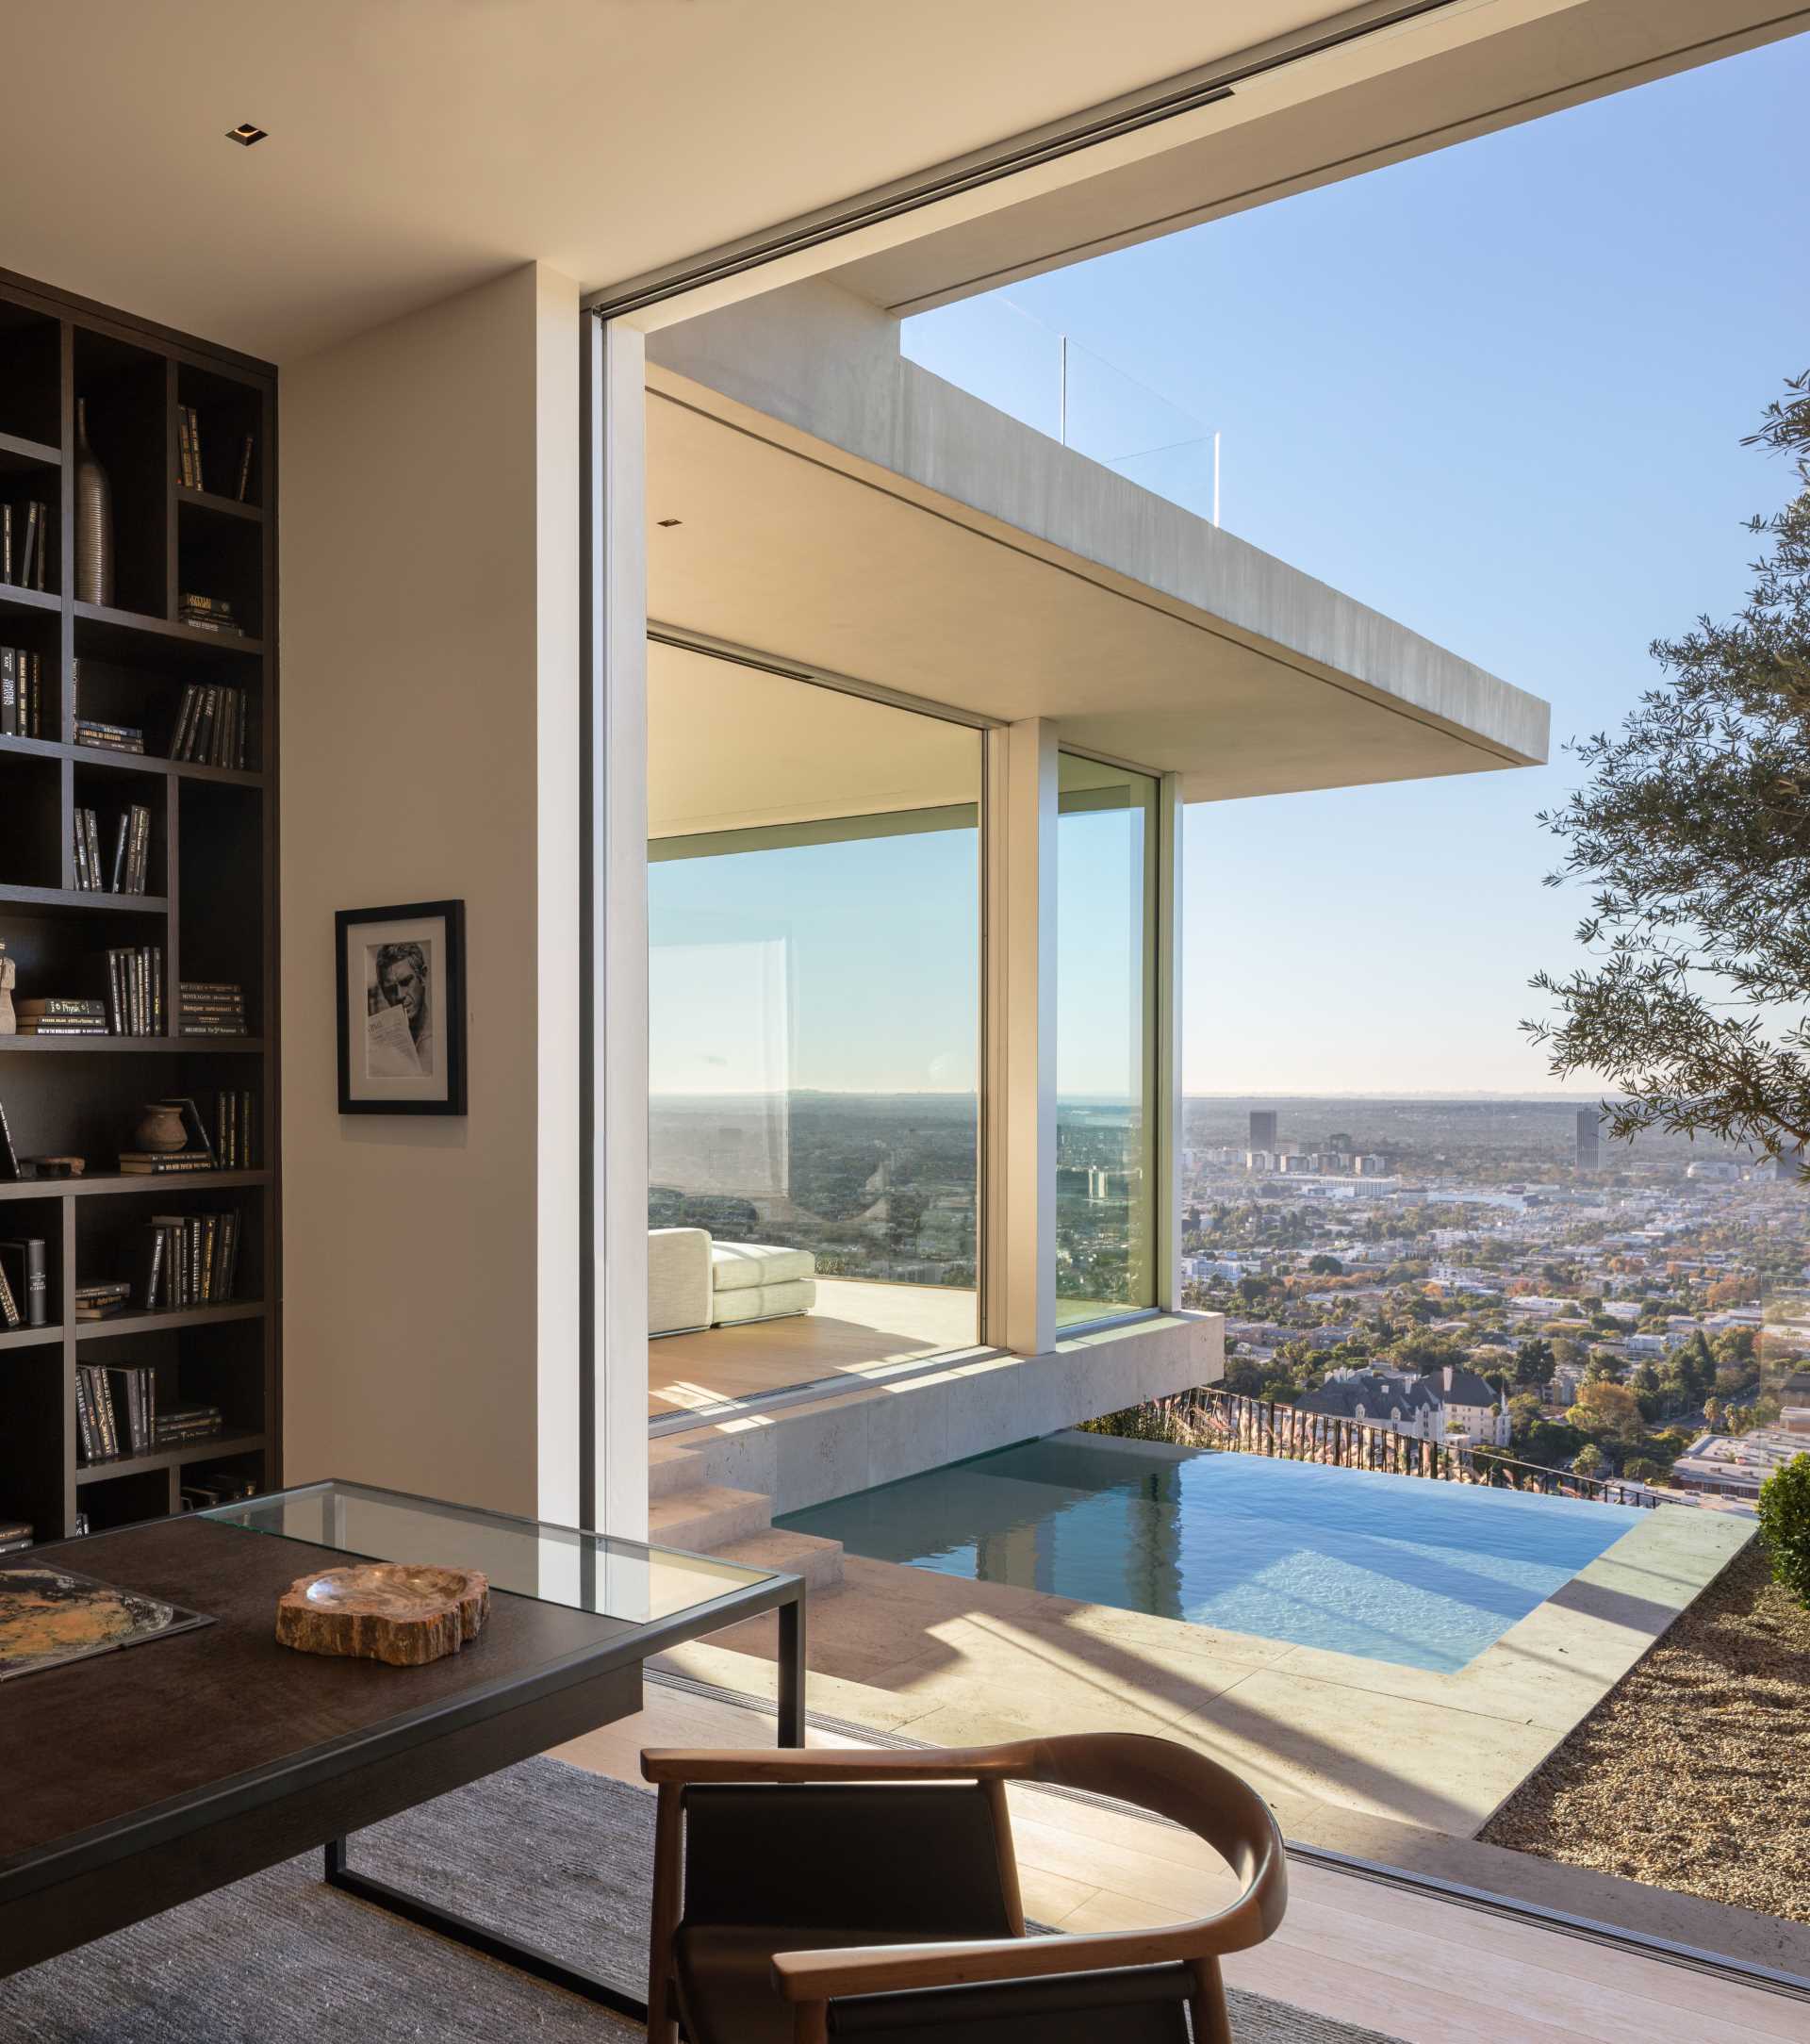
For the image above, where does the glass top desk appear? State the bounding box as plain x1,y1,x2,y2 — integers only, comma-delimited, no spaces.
201,1476,808,2017
2,1481,807,2015
206,1476,797,1662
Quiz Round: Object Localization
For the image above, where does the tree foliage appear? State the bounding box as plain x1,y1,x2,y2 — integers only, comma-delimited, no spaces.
1567,1378,1644,1445
1527,373,1810,1152
1756,1451,1810,1606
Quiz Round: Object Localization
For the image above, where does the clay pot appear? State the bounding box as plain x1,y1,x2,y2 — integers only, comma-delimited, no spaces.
133,1103,188,1153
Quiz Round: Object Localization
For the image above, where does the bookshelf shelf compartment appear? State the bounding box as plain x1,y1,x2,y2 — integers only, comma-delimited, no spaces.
0,1323,61,1353
0,584,60,623
0,303,60,451
75,1300,263,1341
179,489,262,524
0,883,170,915
0,755,63,890
56,740,264,792
0,431,60,475
76,1432,266,1486
74,602,264,669
0,268,278,1545
0,1170,270,1203
1,1036,266,1055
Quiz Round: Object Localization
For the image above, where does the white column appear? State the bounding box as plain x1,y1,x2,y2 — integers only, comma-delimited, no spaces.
1157,772,1185,1312
585,314,650,1541
535,266,584,1535
984,717,1057,1358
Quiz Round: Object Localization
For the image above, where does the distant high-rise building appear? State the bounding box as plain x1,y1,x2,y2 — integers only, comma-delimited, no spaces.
1325,1131,1354,1152
1249,1110,1278,1151
1574,1109,1602,1172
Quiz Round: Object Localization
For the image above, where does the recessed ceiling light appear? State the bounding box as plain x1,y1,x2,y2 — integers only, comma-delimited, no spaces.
225,123,269,147
657,518,683,528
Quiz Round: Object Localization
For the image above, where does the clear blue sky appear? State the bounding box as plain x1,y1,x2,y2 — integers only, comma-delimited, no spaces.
904,34,1810,1096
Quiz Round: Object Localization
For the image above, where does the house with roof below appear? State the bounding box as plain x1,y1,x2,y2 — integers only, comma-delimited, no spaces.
1298,1364,1510,1448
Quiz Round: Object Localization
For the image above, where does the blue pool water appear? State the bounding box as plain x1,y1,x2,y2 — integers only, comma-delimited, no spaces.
779,1434,1643,1673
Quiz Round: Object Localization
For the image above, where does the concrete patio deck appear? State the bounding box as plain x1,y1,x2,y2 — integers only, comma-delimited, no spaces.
658,1498,1753,1847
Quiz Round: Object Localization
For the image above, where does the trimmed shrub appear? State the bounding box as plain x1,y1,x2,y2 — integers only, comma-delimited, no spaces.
1756,1452,1810,1606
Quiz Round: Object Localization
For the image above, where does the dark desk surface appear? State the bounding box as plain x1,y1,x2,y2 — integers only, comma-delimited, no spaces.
0,1516,636,1874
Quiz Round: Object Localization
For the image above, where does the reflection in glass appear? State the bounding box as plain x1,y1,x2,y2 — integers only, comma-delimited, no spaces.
647,643,981,1408
1057,751,1159,1324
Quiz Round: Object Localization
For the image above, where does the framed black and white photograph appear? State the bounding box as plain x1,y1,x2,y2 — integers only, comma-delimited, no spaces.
336,900,467,1115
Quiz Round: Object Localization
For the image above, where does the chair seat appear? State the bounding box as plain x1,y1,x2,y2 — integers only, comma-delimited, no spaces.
672,1925,1195,2044
673,1924,879,2044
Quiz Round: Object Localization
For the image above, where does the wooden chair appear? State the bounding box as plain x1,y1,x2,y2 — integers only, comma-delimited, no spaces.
642,1732,1287,2044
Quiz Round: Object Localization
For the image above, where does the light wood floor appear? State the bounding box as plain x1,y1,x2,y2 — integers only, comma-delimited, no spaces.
552,1681,1802,2044
648,1278,979,1417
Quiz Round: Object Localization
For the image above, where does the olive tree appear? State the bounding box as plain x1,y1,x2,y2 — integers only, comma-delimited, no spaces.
1528,374,1810,1153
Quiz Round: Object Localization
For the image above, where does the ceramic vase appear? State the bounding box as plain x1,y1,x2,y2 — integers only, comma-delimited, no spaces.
74,398,115,607
133,1103,188,1154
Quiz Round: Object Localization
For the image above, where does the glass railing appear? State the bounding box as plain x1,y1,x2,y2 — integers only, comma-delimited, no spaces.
902,295,1221,526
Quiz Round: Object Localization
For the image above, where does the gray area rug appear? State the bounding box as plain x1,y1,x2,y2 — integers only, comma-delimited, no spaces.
1,1756,1405,2043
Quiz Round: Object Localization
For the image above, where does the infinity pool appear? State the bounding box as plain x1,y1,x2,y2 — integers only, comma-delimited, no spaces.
779,1433,1643,1673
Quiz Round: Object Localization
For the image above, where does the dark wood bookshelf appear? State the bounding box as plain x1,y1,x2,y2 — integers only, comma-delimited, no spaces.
74,1299,263,1340
0,1036,267,1056
0,1170,272,1203
0,265,278,1543
0,1322,63,1353
74,1431,266,1488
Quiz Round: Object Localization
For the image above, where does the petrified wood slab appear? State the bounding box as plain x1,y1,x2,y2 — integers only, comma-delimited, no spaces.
274,1563,489,1668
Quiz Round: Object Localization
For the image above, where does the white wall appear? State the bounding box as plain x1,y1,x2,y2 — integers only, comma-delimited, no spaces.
280,262,580,1521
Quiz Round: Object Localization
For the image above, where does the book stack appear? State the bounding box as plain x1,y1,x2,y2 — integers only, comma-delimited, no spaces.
104,945,163,1036
181,1468,258,1510
156,1403,224,1450
74,717,145,755
13,997,107,1037
73,805,154,894
74,1363,126,1463
180,982,245,1037
214,1088,259,1167
0,1521,30,1555
134,1211,243,1307
74,1365,222,1463
0,1239,48,1327
1,647,46,736
75,1279,130,1324
178,591,244,638
0,500,51,588
169,682,250,768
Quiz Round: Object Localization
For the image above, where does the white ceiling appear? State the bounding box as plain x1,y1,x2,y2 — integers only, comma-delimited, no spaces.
647,389,1531,802
0,0,1336,361
649,638,980,840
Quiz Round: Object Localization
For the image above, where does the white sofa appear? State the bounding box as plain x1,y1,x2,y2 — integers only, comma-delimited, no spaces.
648,1228,817,1337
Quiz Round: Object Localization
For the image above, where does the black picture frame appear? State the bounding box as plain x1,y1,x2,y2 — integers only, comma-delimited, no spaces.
335,899,468,1116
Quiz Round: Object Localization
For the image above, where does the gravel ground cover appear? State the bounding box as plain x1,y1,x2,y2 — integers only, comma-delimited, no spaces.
1481,1539,1810,1923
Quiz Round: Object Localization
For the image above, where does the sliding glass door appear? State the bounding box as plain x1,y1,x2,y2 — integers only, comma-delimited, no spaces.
646,639,981,1415
1055,751,1159,1325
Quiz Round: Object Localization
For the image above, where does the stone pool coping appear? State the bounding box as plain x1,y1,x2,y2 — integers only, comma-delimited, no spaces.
667,1475,1753,1850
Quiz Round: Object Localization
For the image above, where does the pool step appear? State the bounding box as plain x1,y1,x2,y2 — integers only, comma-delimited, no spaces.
650,1442,710,1500
710,1527,845,1593
648,1484,774,1551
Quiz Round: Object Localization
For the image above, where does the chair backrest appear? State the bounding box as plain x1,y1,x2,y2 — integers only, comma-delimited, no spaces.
683,1782,1017,1940
826,1961,1195,2042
